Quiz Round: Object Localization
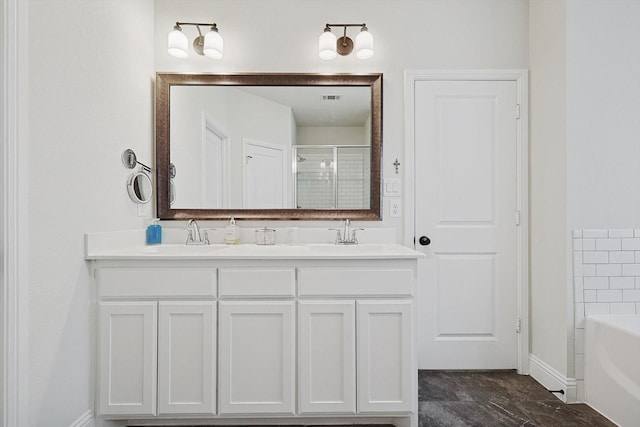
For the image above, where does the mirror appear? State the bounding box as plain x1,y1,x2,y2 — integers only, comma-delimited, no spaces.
127,170,153,204
156,73,382,220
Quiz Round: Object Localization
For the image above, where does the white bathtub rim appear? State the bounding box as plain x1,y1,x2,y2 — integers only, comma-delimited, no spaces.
585,314,640,427
585,314,640,337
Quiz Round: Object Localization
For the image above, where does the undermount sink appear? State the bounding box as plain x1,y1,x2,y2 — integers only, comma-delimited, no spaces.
307,243,399,252
136,244,229,254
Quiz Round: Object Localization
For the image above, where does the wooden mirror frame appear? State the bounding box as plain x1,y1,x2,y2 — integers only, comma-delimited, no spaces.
155,72,382,220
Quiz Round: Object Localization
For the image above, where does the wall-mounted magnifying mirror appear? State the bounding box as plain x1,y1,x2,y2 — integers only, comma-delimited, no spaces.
122,148,153,204
127,170,153,204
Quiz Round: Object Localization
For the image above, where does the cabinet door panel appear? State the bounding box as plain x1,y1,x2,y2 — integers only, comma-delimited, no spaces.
218,301,295,415
357,300,413,413
158,301,216,414
298,301,356,414
99,301,157,415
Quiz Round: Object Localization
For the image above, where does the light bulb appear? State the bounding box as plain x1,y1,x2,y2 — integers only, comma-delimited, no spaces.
168,26,188,58
319,28,337,60
355,27,374,59
203,26,223,59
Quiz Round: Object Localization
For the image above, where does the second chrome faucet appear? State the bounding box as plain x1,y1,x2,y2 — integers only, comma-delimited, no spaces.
330,219,364,245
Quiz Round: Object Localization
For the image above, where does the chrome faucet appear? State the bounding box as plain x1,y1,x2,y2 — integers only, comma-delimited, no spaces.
330,219,364,245
186,219,210,245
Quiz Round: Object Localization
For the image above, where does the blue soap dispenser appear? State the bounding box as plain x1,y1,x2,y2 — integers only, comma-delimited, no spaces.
146,218,162,245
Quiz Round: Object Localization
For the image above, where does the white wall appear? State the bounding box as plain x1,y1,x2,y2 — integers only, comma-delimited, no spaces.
565,0,640,400
170,86,231,207
529,0,569,378
566,0,640,228
26,0,154,425
528,0,640,396
154,0,529,231
297,126,366,146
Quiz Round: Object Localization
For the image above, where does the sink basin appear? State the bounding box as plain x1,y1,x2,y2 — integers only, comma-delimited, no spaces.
134,244,230,255
307,243,399,253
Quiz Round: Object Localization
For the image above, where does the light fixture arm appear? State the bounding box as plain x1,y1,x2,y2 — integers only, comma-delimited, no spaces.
324,23,367,29
175,21,218,30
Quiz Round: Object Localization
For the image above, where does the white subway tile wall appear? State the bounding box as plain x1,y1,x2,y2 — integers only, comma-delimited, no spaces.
573,229,640,401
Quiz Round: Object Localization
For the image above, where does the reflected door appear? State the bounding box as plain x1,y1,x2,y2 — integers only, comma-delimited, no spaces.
414,80,518,369
243,139,286,208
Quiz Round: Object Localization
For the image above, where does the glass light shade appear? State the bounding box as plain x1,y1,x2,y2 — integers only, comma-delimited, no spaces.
168,28,188,58
318,30,337,60
203,29,224,59
355,28,374,59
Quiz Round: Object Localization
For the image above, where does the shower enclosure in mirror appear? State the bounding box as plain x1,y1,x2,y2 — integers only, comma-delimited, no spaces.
293,146,370,209
156,73,382,220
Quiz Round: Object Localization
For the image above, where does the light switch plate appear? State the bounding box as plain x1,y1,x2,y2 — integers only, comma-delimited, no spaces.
384,178,402,196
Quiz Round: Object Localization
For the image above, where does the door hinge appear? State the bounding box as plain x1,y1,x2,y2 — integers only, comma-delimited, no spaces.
516,318,522,334
515,210,521,226
516,104,521,120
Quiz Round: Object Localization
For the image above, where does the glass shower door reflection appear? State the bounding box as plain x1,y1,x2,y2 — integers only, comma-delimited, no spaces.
293,146,370,210
294,147,335,209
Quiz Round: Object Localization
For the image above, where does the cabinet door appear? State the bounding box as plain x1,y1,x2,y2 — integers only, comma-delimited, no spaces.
218,301,295,415
298,300,356,414
158,301,216,415
357,300,413,413
99,301,157,415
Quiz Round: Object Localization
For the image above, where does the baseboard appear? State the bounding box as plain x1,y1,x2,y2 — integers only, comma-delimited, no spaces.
529,354,577,403
69,410,94,427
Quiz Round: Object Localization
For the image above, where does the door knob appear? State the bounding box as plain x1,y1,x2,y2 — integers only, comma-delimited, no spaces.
419,236,431,246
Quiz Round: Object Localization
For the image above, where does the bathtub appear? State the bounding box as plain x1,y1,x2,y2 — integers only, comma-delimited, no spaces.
585,315,640,427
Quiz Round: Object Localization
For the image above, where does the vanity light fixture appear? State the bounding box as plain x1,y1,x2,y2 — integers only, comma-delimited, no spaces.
319,23,373,60
168,21,223,59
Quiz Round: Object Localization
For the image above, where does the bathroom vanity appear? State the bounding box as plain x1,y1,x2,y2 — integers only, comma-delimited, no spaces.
85,234,421,427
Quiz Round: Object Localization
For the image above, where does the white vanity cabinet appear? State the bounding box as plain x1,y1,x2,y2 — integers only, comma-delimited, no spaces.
96,267,217,417
217,268,296,415
298,267,415,414
99,301,157,416
87,242,421,427
298,300,357,414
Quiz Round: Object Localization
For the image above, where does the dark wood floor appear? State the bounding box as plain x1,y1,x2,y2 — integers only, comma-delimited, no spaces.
129,371,616,427
419,370,616,426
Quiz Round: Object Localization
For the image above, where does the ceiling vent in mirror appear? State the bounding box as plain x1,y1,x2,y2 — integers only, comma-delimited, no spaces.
322,94,342,101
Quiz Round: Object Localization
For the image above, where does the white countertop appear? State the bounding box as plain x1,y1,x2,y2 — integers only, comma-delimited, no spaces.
85,229,423,260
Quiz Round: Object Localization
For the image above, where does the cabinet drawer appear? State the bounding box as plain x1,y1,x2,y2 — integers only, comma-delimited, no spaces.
298,268,413,297
98,268,217,298
219,268,295,298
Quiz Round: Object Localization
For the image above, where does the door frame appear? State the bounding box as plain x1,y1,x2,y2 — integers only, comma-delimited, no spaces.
404,69,530,374
202,113,231,208
3,0,29,425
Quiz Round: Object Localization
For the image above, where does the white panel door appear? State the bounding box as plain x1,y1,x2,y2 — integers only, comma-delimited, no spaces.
357,300,412,413
218,301,295,415
157,301,216,415
99,301,157,416
414,80,518,369
298,300,356,414
243,139,286,208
